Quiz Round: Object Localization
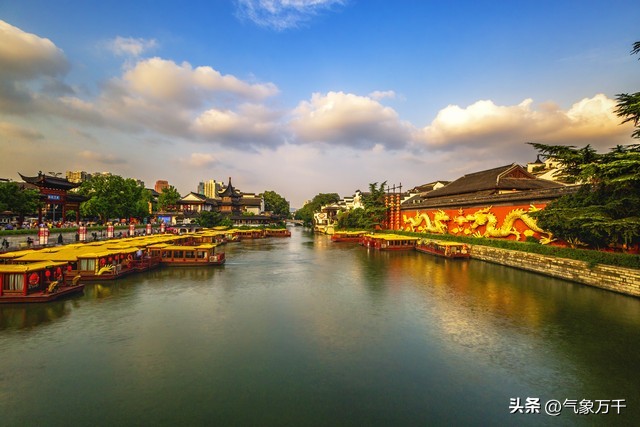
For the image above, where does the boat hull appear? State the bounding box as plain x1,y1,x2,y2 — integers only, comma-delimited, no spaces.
0,284,85,303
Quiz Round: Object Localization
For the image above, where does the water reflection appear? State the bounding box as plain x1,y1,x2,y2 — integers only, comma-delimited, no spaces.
0,228,639,425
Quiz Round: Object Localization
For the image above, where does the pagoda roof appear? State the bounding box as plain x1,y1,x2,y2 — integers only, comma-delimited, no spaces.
19,172,80,190
219,177,241,198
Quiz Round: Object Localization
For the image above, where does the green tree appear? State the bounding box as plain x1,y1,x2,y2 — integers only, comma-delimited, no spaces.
529,143,640,248
294,193,340,226
78,174,151,222
158,186,181,212
196,210,233,228
263,190,290,218
335,182,388,230
0,181,41,228
615,41,640,139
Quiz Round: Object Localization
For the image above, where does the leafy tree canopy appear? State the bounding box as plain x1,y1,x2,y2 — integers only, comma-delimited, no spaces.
294,193,340,226
0,181,41,227
263,190,290,218
78,174,151,222
157,185,181,212
615,41,640,139
337,181,388,230
529,143,640,248
196,211,233,228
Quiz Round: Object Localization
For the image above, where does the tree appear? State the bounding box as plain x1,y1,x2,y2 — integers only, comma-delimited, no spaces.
196,210,233,228
158,186,181,212
294,193,340,226
0,181,41,227
263,190,290,218
336,181,388,230
615,41,640,139
529,143,640,248
78,174,151,222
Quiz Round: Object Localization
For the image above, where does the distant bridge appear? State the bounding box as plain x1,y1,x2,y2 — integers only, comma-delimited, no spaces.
285,219,304,226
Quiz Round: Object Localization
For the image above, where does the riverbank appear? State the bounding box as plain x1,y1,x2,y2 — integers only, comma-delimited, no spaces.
470,244,640,298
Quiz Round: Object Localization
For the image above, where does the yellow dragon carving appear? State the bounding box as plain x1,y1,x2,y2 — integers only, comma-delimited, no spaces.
402,210,450,234
97,264,115,275
466,205,554,244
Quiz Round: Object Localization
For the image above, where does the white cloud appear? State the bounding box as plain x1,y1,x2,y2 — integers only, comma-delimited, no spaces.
235,0,346,30
107,36,158,57
417,94,635,154
118,57,278,108
290,91,413,149
192,103,283,147
369,90,396,101
0,20,69,80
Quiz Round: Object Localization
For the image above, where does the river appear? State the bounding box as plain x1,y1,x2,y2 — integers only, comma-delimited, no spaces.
1,227,639,426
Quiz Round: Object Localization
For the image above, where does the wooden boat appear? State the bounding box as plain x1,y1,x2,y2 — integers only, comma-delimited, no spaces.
151,244,226,266
331,231,366,242
264,228,291,237
234,229,265,240
360,234,419,250
415,239,470,259
71,247,151,281
0,261,84,303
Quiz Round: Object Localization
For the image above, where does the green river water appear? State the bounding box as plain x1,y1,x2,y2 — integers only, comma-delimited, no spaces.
1,227,639,426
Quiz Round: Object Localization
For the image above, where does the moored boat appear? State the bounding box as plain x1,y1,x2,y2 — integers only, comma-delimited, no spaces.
331,231,366,242
264,228,291,238
0,261,84,303
415,239,470,259
151,243,226,266
359,233,419,250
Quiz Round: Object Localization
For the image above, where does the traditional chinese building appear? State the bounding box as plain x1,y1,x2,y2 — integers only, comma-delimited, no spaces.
19,172,87,223
219,177,242,214
399,164,579,244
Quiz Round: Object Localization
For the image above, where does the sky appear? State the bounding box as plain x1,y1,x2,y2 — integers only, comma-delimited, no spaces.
0,0,638,208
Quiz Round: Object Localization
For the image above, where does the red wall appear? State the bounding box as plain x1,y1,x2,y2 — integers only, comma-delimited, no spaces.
400,203,552,243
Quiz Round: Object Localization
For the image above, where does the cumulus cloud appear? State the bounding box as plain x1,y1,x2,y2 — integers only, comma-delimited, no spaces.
107,36,158,57
235,0,346,30
0,20,69,79
290,91,413,149
192,103,283,147
115,57,278,108
417,94,635,154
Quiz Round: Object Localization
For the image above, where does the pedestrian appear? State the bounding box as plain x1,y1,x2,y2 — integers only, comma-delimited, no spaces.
57,233,63,245
27,236,33,247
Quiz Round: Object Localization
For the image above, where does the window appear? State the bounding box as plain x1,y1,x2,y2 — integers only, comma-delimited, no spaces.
79,259,96,272
185,251,195,259
3,274,24,292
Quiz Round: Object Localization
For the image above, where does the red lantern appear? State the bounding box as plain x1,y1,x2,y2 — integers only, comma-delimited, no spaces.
108,257,113,262
100,258,106,266
45,270,51,278
67,265,72,271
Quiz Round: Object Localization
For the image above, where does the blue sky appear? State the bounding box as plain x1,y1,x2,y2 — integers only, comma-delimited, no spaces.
1,0,638,207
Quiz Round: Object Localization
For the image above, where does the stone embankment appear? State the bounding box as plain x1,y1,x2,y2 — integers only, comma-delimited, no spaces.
470,245,640,298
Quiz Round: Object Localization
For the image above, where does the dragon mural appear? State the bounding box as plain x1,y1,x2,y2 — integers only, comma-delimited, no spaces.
402,210,450,234
465,205,554,244
401,205,554,244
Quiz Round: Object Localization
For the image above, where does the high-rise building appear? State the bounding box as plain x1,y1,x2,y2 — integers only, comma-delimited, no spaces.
66,170,91,183
203,179,220,199
155,180,169,193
